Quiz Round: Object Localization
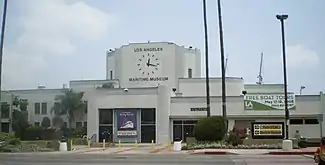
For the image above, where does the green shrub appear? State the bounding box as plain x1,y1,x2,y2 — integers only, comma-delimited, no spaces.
41,117,51,128
72,138,88,145
41,128,62,140
0,145,20,152
8,138,21,145
0,133,21,145
24,126,43,140
0,132,16,141
46,140,60,151
194,116,226,142
21,141,48,148
225,131,243,146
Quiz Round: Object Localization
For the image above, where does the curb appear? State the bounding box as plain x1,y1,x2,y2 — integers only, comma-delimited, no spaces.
190,151,229,155
268,151,315,155
72,148,104,153
302,154,314,159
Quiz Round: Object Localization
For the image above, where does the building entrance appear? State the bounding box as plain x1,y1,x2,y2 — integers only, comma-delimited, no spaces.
172,120,198,142
98,108,156,143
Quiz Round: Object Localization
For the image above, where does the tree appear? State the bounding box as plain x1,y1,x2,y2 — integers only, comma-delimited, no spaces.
194,116,226,142
11,96,30,139
41,117,51,128
52,115,64,129
51,89,86,128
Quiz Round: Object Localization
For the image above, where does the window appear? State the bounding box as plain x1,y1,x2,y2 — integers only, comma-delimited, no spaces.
141,125,156,143
34,103,40,114
1,102,10,118
141,109,155,124
99,109,113,124
305,119,319,125
34,122,40,127
140,108,156,143
83,122,87,127
110,70,113,80
41,102,47,115
76,122,82,128
1,123,9,133
173,120,182,125
290,119,303,125
184,120,197,125
188,68,192,78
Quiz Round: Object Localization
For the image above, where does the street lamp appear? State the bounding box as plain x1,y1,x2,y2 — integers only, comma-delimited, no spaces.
276,14,289,139
300,86,306,95
202,0,211,117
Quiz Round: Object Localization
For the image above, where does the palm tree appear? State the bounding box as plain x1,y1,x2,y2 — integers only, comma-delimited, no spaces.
51,89,86,128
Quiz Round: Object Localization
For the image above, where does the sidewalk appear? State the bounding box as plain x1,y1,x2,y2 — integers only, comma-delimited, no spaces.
69,145,318,155
71,144,176,154
191,147,318,155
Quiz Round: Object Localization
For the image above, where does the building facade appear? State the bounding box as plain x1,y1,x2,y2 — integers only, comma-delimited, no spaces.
0,42,324,145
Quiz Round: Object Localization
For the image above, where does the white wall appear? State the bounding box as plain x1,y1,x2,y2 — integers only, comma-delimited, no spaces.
176,47,201,78
177,77,244,96
106,50,116,80
9,89,69,126
118,42,176,88
105,42,201,93
170,97,243,117
0,92,14,133
85,86,171,144
244,84,284,93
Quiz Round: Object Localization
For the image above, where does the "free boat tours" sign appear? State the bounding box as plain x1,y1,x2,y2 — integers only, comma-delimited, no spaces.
244,93,296,110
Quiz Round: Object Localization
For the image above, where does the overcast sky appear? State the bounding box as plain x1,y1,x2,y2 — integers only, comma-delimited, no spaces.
1,0,324,94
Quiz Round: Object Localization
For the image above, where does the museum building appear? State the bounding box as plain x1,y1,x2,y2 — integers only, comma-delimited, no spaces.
2,42,325,145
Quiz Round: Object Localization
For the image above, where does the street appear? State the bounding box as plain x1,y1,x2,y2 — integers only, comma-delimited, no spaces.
0,153,315,165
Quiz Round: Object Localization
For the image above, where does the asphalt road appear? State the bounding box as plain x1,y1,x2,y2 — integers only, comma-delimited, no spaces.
0,153,316,165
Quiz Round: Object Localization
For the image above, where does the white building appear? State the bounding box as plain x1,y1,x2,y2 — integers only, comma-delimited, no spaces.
1,42,324,145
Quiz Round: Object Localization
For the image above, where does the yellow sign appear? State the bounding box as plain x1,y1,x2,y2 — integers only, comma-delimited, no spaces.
253,124,283,136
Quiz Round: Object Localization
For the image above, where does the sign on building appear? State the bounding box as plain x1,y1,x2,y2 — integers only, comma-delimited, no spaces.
251,122,284,139
244,93,296,110
116,110,138,137
190,107,207,111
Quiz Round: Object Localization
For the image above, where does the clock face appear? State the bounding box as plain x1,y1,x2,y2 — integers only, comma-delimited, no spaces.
137,53,160,76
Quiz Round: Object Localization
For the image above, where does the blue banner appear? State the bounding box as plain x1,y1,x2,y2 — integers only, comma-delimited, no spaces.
116,110,137,137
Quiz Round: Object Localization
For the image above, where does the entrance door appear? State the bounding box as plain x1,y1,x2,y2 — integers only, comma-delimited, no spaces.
99,126,113,142
173,124,182,141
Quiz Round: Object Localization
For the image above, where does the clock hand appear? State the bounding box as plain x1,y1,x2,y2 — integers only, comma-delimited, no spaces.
146,59,150,66
148,64,157,67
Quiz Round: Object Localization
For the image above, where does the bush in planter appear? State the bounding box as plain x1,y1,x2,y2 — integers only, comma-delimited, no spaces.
225,129,243,146
194,116,226,142
0,133,21,145
23,126,43,140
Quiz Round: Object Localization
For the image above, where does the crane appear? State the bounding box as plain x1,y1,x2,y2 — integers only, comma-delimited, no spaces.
256,53,264,85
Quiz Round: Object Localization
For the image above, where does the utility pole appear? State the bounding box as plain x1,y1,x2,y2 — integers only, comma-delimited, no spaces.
217,0,227,122
276,14,289,139
0,0,8,133
202,0,211,117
